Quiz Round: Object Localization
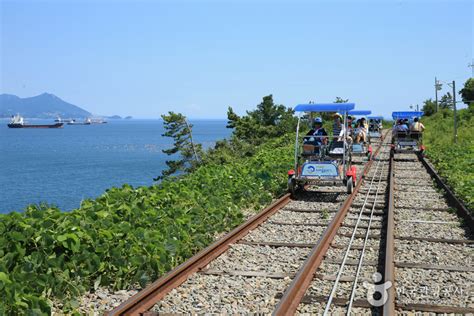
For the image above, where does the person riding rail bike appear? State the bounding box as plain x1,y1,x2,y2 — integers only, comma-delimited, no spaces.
410,117,425,132
306,117,328,145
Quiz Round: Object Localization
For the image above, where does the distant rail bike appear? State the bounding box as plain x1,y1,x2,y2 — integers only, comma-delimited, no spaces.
391,111,425,153
348,110,373,160
368,115,383,141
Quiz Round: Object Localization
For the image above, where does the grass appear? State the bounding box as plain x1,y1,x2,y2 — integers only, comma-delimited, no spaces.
422,108,474,213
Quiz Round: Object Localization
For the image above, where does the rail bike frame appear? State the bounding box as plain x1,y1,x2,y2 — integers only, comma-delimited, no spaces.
391,111,425,153
288,103,357,196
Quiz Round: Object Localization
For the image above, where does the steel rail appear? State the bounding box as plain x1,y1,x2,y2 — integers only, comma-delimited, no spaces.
273,131,389,315
382,149,396,316
323,156,384,315
346,158,387,314
106,193,291,315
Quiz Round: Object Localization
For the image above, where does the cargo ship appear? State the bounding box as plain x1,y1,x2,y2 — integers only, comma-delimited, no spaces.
67,117,107,125
55,116,75,123
7,115,64,128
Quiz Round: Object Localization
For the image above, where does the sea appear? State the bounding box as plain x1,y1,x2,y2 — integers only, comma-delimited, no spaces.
0,119,231,214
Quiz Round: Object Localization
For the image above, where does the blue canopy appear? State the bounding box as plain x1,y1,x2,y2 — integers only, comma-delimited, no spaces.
392,111,423,119
294,103,355,112
348,110,372,116
368,116,384,120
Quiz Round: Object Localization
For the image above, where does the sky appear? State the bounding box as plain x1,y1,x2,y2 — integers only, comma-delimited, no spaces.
1,0,473,119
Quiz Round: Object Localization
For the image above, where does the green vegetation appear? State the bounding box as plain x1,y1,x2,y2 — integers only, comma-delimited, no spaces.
460,78,474,111
420,78,474,212
0,95,296,314
422,108,473,211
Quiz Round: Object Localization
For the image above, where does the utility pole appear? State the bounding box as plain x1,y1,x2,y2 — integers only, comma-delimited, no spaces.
452,80,457,144
434,77,440,112
469,60,474,77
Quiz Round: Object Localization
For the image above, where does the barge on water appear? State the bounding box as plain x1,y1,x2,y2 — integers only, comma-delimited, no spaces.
7,115,64,128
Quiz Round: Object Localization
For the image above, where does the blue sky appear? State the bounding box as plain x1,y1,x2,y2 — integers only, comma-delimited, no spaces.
1,0,472,119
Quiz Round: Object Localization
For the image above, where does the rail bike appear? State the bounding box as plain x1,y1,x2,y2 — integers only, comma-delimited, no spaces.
287,103,358,197
391,111,425,153
368,115,384,141
347,110,373,161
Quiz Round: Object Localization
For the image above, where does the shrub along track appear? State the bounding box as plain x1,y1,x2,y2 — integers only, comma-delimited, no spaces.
106,134,387,315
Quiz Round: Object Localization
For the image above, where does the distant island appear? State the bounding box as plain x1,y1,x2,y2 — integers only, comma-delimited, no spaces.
0,93,91,119
0,93,132,119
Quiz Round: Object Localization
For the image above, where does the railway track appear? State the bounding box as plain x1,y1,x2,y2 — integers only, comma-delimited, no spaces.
107,133,473,315
384,151,474,315
274,137,392,315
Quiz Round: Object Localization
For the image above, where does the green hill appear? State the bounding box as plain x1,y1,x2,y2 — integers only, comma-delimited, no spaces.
0,93,91,118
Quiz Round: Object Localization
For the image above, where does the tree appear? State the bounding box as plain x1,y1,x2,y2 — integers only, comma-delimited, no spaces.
226,95,297,146
155,112,202,180
439,92,453,110
421,98,436,116
334,97,349,103
459,78,474,112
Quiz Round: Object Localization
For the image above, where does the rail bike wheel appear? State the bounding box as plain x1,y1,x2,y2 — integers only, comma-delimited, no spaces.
346,177,354,194
288,177,298,199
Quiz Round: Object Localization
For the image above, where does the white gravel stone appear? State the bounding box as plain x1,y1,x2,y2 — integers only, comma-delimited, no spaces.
306,265,378,299
395,268,474,307
243,223,326,244
325,245,381,263
74,287,139,315
298,303,378,315
395,221,469,240
206,244,310,275
395,208,459,222
152,274,291,313
395,240,474,267
334,235,382,248
395,198,450,210
284,201,342,211
269,210,334,224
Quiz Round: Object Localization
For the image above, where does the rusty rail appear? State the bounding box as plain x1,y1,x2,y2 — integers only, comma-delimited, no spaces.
106,194,291,315
382,149,395,315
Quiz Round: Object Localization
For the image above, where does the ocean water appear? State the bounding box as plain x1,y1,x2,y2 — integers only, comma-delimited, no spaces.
0,119,231,213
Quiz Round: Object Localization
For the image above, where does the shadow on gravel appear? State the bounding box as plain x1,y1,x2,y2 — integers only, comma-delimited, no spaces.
294,189,345,203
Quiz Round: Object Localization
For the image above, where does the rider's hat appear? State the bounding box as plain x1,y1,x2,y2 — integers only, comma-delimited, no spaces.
313,117,323,124
333,112,342,119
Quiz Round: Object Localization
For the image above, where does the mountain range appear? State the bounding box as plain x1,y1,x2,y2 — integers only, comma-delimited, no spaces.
0,93,92,118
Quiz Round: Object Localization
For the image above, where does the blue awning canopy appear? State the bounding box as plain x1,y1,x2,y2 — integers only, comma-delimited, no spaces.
348,110,372,116
392,111,423,119
368,116,384,120
294,103,355,112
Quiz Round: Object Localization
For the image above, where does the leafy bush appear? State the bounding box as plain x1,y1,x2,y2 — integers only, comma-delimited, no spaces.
0,136,294,314
422,109,474,212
